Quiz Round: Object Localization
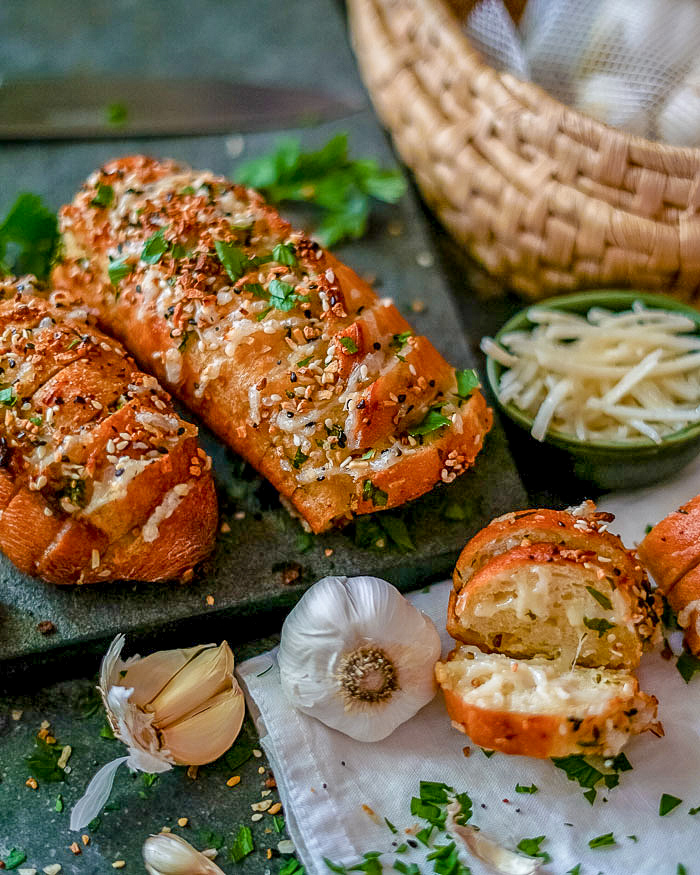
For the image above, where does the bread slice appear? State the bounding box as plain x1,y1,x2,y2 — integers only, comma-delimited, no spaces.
438,504,662,758
448,543,659,669
0,277,217,584
435,645,659,758
53,155,492,532
638,494,700,593
453,501,645,590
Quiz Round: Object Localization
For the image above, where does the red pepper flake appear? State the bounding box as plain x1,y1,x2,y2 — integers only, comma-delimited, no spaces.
37,620,57,635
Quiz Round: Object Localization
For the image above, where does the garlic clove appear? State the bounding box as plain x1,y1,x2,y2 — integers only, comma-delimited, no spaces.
143,832,225,875
149,642,234,728
278,576,441,742
446,802,541,874
160,685,245,765
121,645,212,709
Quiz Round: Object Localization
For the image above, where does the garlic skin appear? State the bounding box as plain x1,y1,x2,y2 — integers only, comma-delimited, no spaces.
278,575,441,742
70,635,245,831
143,833,225,875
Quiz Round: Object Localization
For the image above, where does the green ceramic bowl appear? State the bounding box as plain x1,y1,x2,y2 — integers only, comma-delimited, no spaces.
485,290,700,491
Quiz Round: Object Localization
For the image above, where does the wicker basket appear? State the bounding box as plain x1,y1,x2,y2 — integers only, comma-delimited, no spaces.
347,0,700,301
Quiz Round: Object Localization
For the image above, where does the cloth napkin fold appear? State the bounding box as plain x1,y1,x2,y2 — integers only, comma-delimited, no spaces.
237,456,700,874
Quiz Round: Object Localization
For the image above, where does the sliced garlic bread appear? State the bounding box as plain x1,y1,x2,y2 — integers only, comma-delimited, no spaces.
435,645,659,758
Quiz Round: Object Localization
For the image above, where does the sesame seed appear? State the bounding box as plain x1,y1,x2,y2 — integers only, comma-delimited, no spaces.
111,863,126,870
91,549,100,570
251,813,263,822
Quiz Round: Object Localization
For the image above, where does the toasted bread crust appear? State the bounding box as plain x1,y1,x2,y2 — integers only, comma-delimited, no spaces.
638,494,700,593
439,674,658,758
53,156,491,532
0,277,216,584
454,506,645,591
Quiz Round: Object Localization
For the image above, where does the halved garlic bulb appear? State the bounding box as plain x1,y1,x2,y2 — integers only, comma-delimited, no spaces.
143,833,225,875
277,575,441,742
70,635,245,831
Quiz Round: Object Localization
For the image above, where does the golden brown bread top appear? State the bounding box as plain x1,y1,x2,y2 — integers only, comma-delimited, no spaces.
638,494,700,593
453,502,645,591
54,155,492,531
0,276,216,583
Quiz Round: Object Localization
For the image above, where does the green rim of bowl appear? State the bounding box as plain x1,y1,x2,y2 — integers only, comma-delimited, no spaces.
485,290,700,452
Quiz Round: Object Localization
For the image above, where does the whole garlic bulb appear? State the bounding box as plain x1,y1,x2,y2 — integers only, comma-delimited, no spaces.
70,635,245,831
657,61,700,146
278,575,441,742
143,833,225,875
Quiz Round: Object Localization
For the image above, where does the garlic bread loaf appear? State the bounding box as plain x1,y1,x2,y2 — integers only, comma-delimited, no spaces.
53,156,492,533
437,504,661,758
0,276,217,585
435,645,659,758
639,495,700,655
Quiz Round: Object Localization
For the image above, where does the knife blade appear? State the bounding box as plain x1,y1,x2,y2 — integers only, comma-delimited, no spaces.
0,76,366,140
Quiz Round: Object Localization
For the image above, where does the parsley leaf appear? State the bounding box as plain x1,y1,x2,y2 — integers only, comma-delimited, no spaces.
323,859,347,874
215,240,254,281
552,754,630,804
25,738,65,782
660,793,682,816
0,192,59,279
91,183,114,208
0,387,16,407
678,865,688,875
408,408,451,436
456,368,479,398
676,649,700,683
292,448,309,469
105,102,128,126
272,242,297,267
269,278,306,311
3,849,27,870
376,514,414,552
588,832,616,849
566,866,581,875
362,479,388,507
583,616,615,637
585,586,613,610
689,805,700,815
141,228,169,264
108,255,133,285
515,783,538,794
229,825,254,862
516,836,551,862
481,748,495,758
235,133,406,247
279,859,305,875
198,828,225,850
339,336,359,354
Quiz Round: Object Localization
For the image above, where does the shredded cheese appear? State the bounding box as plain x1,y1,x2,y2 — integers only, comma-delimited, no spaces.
483,303,700,443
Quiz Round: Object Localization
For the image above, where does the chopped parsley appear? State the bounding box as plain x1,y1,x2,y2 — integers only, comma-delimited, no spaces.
279,860,305,875
55,794,64,812
689,805,700,815
272,242,297,266
105,101,128,126
67,336,83,349
268,278,308,311
273,815,286,834
384,817,397,834
292,448,309,469
588,832,616,849
660,793,683,816
198,828,225,850
215,239,254,281
91,182,114,208
108,254,133,285
408,408,451,436
390,331,412,359
141,228,169,264
481,748,495,758
99,723,115,739
362,479,388,507
552,753,631,804
235,132,406,246
516,835,551,862
25,737,65,782
297,354,313,368
583,616,615,637
376,514,414,552
0,192,59,279
229,825,254,862
0,386,16,407
676,649,700,683
566,866,582,875
296,531,314,553
515,783,538,794
456,368,479,398
585,586,613,610
3,849,27,870
339,336,359,354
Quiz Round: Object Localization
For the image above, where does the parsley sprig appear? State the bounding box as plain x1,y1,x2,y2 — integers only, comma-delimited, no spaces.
552,752,632,804
235,133,406,247
0,192,59,280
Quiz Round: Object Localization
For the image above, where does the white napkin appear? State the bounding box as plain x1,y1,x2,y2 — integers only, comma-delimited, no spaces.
237,456,700,875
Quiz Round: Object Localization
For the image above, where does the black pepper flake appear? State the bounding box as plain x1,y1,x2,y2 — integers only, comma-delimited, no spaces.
407,840,418,849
